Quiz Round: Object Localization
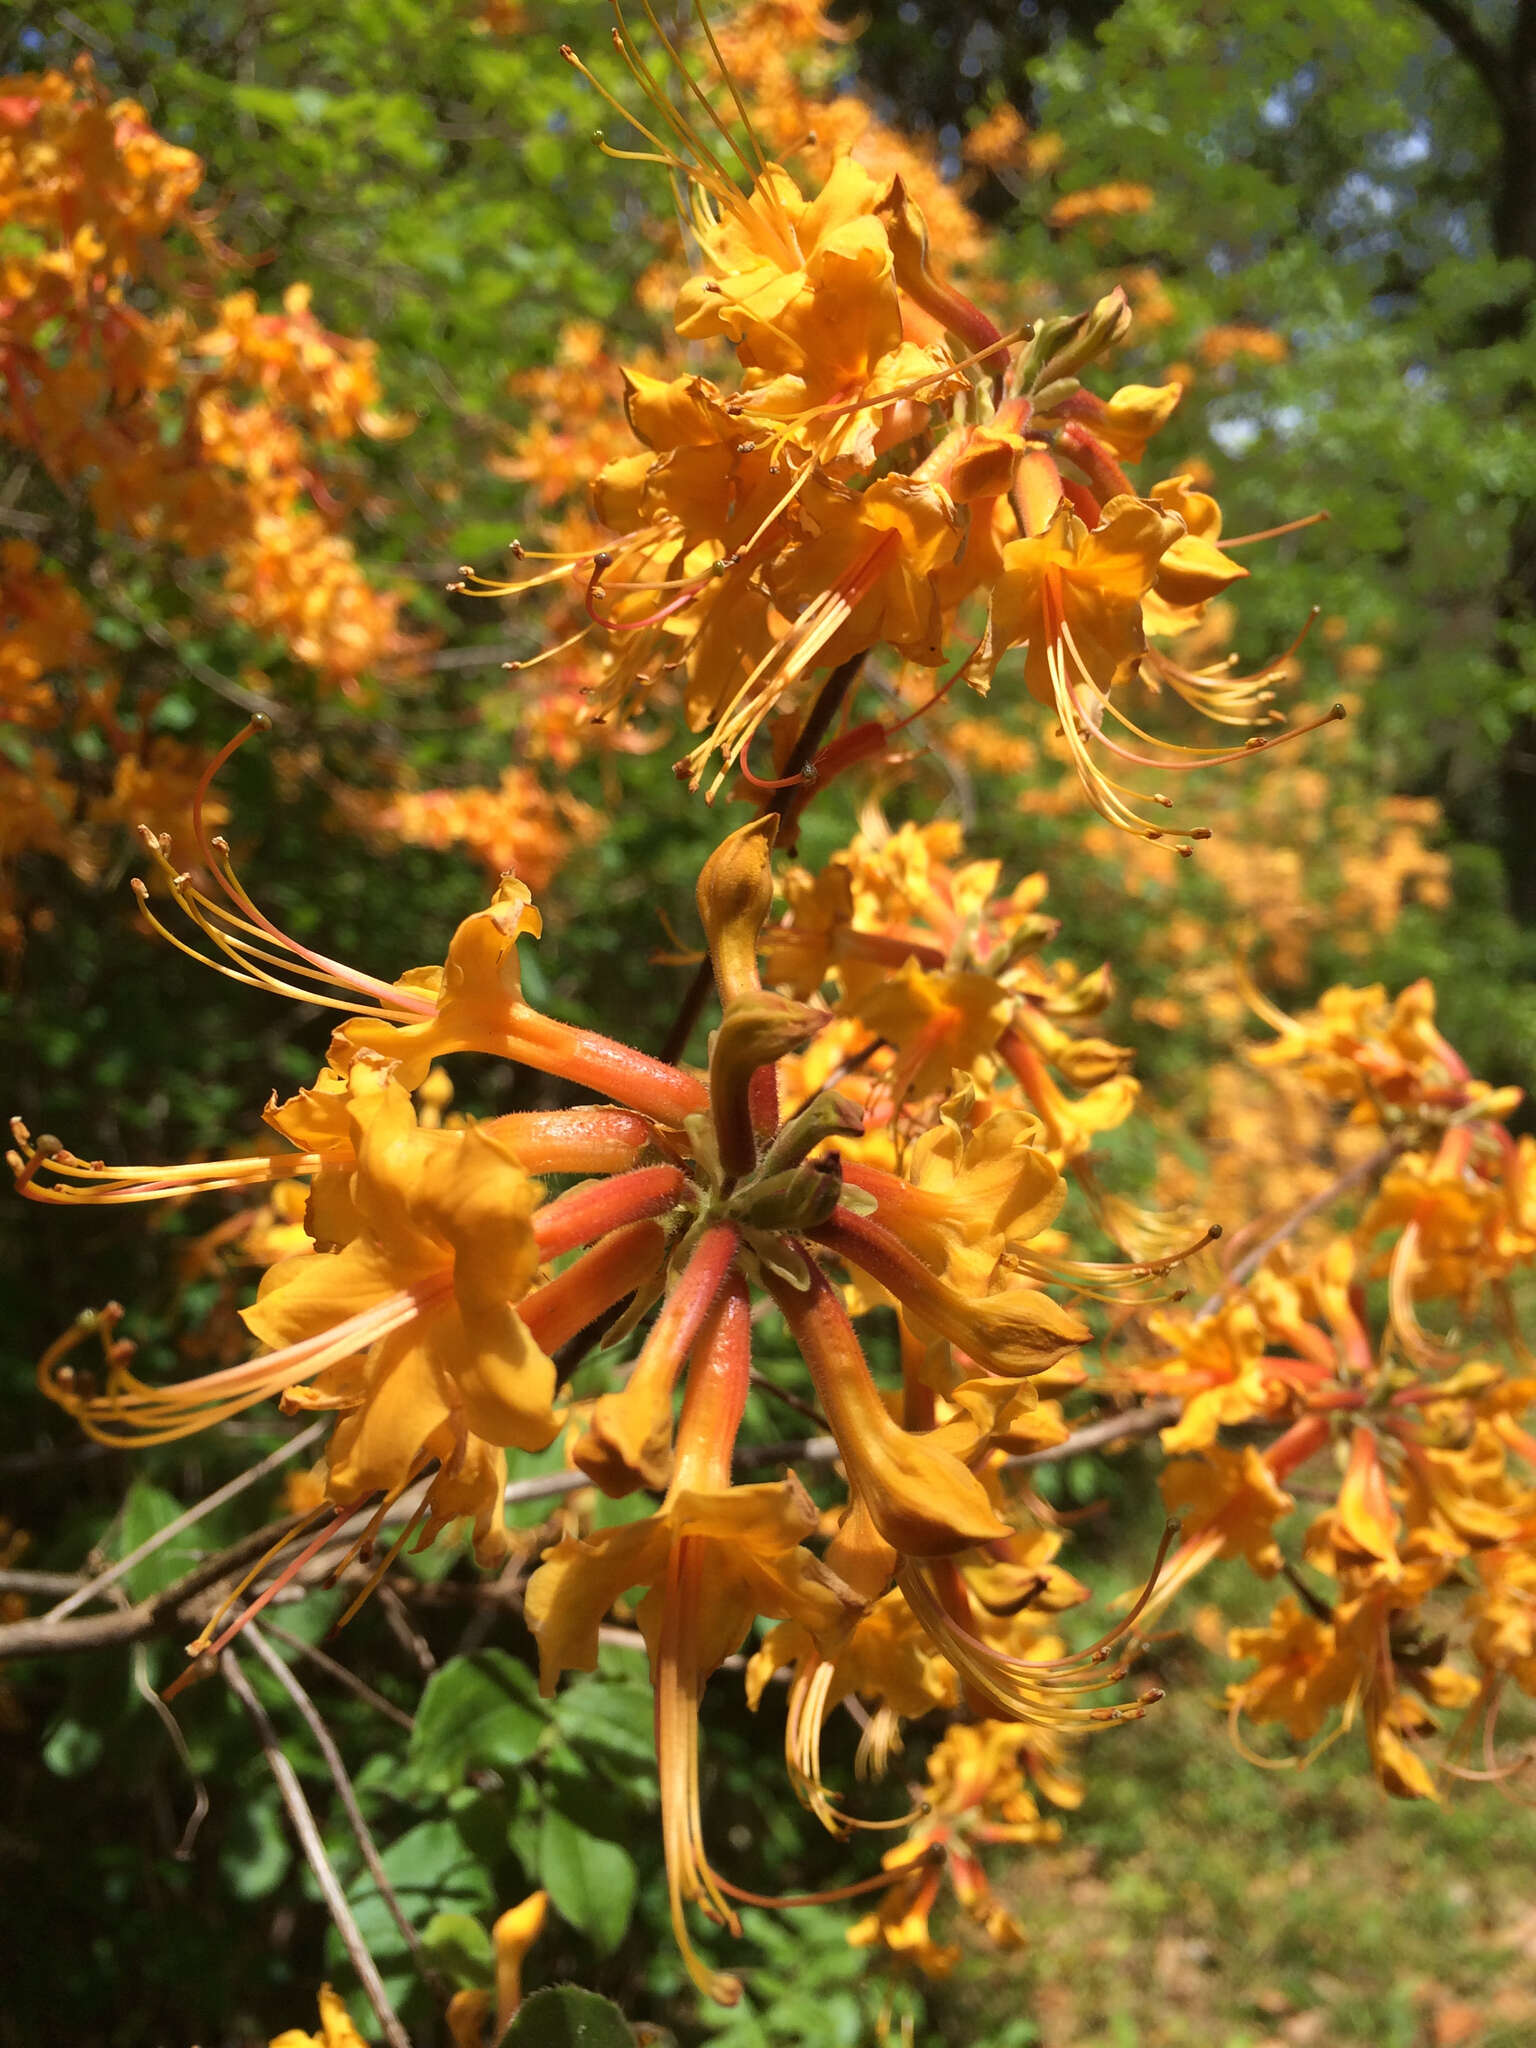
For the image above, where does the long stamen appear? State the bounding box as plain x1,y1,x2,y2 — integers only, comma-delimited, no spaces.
714,1847,947,1910
1220,510,1330,549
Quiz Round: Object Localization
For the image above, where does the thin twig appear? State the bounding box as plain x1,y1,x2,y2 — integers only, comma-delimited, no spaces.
1007,1401,1178,1469
0,1406,1198,1669
765,650,869,838
377,1581,436,1677
131,1638,209,1860
262,1622,416,1734
0,1569,87,1597
658,955,714,1066
1192,1139,1399,1322
0,1515,301,1663
221,1649,412,2048
44,1420,327,1622
0,1441,116,1476
243,1625,439,1994
658,651,869,1062
748,1369,829,1432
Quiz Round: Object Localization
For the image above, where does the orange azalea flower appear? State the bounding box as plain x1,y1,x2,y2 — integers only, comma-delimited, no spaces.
528,1277,861,2002
269,1985,371,2048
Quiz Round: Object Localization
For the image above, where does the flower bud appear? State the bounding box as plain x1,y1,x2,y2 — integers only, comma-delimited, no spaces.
697,814,778,1004
877,174,1004,361
709,991,825,1178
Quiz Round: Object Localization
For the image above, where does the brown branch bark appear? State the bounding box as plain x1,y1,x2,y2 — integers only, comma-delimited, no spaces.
243,1625,438,1994
0,1515,301,1663
222,1649,412,2048
0,1399,1206,1669
44,1419,326,1623
1406,0,1513,112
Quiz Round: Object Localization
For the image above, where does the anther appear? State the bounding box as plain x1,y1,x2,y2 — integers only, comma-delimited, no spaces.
250,712,272,734
1139,1688,1166,1706
509,540,526,559
1190,826,1213,841
1152,792,1173,807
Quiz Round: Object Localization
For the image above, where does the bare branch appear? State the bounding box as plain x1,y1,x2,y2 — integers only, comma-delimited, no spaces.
1007,1400,1179,1469
1192,1138,1399,1322
243,1625,439,1995
0,1569,88,1597
0,1515,301,1663
131,1639,209,1860
221,1649,412,2048
44,1420,328,1622
263,1622,415,1733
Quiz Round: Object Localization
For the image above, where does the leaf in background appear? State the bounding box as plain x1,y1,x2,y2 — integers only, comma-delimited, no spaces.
112,1480,205,1600
220,1789,292,1901
340,1816,494,2003
40,1717,103,1779
422,1909,495,1990
501,1983,636,2046
537,1805,638,1957
551,1673,657,1777
407,1651,550,1793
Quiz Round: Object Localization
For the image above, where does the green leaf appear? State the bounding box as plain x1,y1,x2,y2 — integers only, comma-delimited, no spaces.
41,1717,102,1778
112,1481,203,1600
340,1818,494,2002
220,1788,292,1901
551,1675,656,1774
408,1651,550,1792
537,1806,637,1956
501,1984,635,2047
422,1910,495,1990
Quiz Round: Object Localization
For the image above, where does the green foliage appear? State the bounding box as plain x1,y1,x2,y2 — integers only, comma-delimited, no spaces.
538,1803,639,1957
502,1984,638,2048
408,1650,551,1793
5,3,1536,2045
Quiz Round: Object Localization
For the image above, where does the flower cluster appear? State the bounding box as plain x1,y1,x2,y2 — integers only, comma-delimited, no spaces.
1118,979,1536,1799
462,6,1332,851
0,64,420,943
14,773,1183,1999
14,5,1530,2026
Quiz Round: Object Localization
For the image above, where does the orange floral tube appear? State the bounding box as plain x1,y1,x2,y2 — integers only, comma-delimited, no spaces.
532,1164,687,1259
